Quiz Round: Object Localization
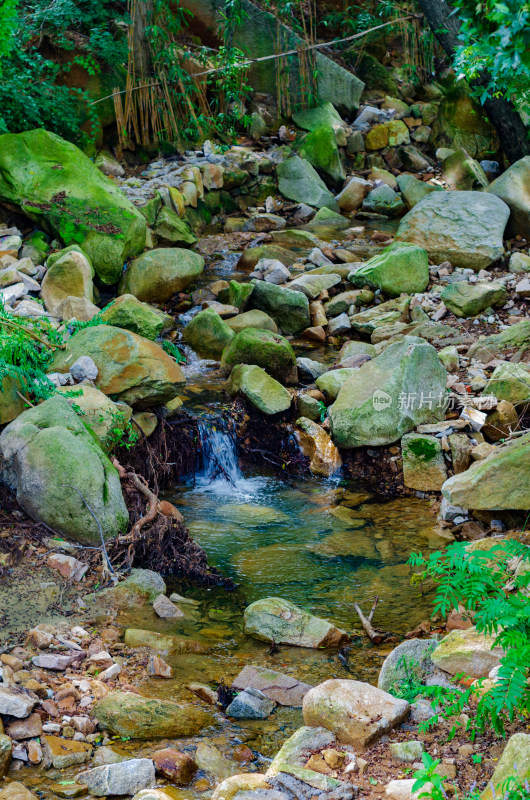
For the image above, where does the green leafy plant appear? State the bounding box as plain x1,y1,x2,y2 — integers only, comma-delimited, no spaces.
161,340,186,364
104,409,140,452
412,752,445,800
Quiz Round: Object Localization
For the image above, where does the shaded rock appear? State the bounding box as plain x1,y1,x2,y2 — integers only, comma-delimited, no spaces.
295,416,342,477
431,627,503,678
226,687,276,719
119,248,204,303
93,691,212,739
226,309,278,334
302,679,409,748
395,191,509,270
336,176,371,212
487,156,530,239
441,281,507,317
154,206,196,244
227,364,292,416
183,308,235,359
221,328,297,384
78,760,156,796
293,102,345,132
362,185,405,217
232,665,312,707
401,433,447,491
244,597,349,648
297,357,328,382
41,249,94,313
442,149,489,190
378,639,438,694
299,125,345,183
266,726,340,792
100,295,172,340
277,156,339,209
349,243,429,297
481,733,530,800
195,743,238,781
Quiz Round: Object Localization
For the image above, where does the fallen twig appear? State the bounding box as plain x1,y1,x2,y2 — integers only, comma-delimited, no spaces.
353,596,386,643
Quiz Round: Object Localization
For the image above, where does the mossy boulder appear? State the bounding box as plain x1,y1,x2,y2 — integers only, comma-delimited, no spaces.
93,692,212,739
276,156,339,210
481,734,530,800
226,310,278,334
56,384,129,448
292,102,345,132
487,156,530,239
100,295,173,340
468,320,530,362
484,362,530,405
183,308,235,359
248,280,310,334
50,325,185,408
0,376,26,425
298,126,345,183
442,281,508,318
153,206,196,245
401,433,447,491
430,81,499,159
362,185,406,217
396,174,442,210
0,130,146,284
316,369,357,402
0,396,128,544
226,364,292,415
237,244,298,270
442,149,489,191
349,243,429,297
221,328,297,385
119,249,204,303
244,598,349,648
431,627,503,678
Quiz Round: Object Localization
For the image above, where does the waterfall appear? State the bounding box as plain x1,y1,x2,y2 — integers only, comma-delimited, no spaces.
197,418,243,486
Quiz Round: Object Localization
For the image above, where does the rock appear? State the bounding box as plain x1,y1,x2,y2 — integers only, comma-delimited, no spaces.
401,433,447,491
249,280,310,334
41,249,94,313
441,432,530,510
484,362,530,405
226,309,278,334
42,736,92,769
510,252,530,273
152,749,197,784
362,185,406,217
487,156,530,239
152,594,184,619
78,760,156,796
349,243,429,297
390,741,423,762
0,735,12,778
431,82,498,159
328,312,351,336
69,355,98,383
442,149,489,191
232,665,312,707
183,308,235,359
303,679,410,748
244,597,349,648
95,151,124,177
266,726,341,791
227,364,292,415
386,778,428,800
47,553,88,582
100,295,172,340
438,345,459,373
49,326,184,408
396,174,442,210
0,375,26,425
212,774,271,800
0,130,146,284
119,248,204,303
277,156,339,209
147,655,172,678
297,357,328,382
316,368,357,402
335,177,371,212
395,191,510,270
238,244,298,270
32,652,82,670
226,687,276,719
195,743,238,781
0,784,38,800
55,296,100,322
6,713,43,740
221,328,297,384
287,272,341,300
480,733,530,800
441,281,507,317
378,639,438,694
299,125,345,183
124,628,207,653
325,289,374,317
154,206,196,244
295,416,342,477
243,214,286,233
329,337,446,447
483,400,519,442
0,396,128,545
293,102,345,132
468,320,530,362
431,627,503,678
93,691,212,739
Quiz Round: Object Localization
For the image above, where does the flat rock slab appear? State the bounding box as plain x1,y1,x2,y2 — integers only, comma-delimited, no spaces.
42,736,92,769
232,665,312,707
79,759,156,796
0,686,38,719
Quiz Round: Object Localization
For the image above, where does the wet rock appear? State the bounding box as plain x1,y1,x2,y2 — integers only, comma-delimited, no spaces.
119,248,204,303
441,281,507,317
249,280,310,335
41,249,94,313
378,639,438,694
227,364,292,416
50,325,185,408
395,191,510,270
302,679,409,748
487,156,530,239
232,665,312,707
212,774,271,800
277,156,339,209
124,628,208,653
93,691,212,738
349,243,429,297
227,309,279,334
244,597,349,648
78,759,156,796
152,594,184,619
41,735,92,769
227,687,277,719
0,685,38,718
152,748,197,784
49,785,86,798
100,295,173,340
195,742,239,781
0,783,39,800
266,726,340,791
221,328,297,384
295,417,342,477
183,307,235,359
146,655,173,678
430,627,504,678
480,733,530,800
401,433,447,491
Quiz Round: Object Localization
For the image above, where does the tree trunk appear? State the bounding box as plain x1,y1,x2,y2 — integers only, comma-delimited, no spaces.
131,0,154,80
418,0,529,163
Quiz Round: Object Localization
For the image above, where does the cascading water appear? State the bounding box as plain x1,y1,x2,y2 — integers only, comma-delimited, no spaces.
196,417,243,487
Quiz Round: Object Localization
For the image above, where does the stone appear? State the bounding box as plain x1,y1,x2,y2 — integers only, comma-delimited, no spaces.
329,337,446,447
468,320,530,362
328,312,351,335
510,252,530,273
295,416,342,477
183,308,235,359
232,665,312,706
41,736,92,769
226,687,276,719
303,679,410,748
396,174,442,210
441,281,507,317
49,326,184,408
299,125,345,183
378,639,438,694
293,102,345,132
266,726,340,791
32,652,82,670
487,156,530,239
441,432,530,510
386,778,428,800
57,384,129,448
227,364,292,416
221,328,297,384
47,553,88,581
390,741,423,762
147,655,172,678
431,82,497,159
287,272,341,300
308,207,350,229
226,309,278,334
431,627,504,678
335,177,371,212
480,733,530,800
316,368,357,402
362,184,406,217
0,735,12,778
152,749,197,784
395,191,510,270
438,345,459,372
277,156,339,210
442,149,489,191
41,249,94,313
249,280,310,334
79,760,156,796
123,628,207,653
484,362,530,405
0,396,128,545
152,594,184,619
325,289,374,317
0,784,38,800
238,244,298,270
211,774,271,800
93,691,212,739
349,243,429,297
6,713,43,740
402,433,447,491
119,248,204,303
297,357,328,382
195,743,238,781
154,206,196,244
483,400,519,442
100,295,172,340
244,597,349,648
0,375,26,425
0,130,146,284
55,296,100,322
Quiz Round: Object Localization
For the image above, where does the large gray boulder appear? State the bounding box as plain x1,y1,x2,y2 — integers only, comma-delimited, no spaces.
277,156,339,209
487,156,530,239
395,191,510,270
329,337,447,447
79,760,156,797
226,364,292,415
119,248,204,303
0,396,129,545
244,597,349,648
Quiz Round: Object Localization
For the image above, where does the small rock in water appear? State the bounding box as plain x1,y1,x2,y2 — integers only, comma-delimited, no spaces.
152,748,197,784
152,594,184,619
147,655,173,678
226,687,277,719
